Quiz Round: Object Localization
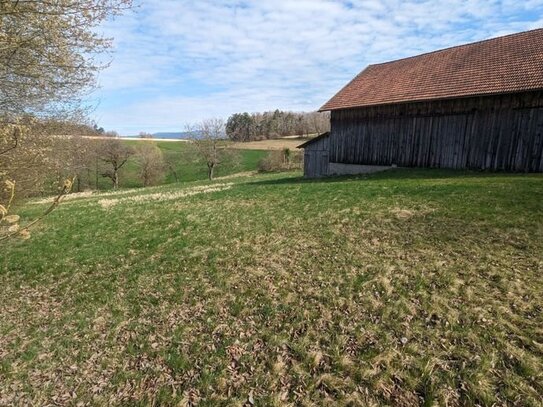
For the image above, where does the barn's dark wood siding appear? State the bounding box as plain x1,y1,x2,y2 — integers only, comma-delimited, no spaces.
329,91,543,172
303,135,329,178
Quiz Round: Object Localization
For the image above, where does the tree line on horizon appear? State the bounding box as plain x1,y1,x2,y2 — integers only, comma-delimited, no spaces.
226,110,330,142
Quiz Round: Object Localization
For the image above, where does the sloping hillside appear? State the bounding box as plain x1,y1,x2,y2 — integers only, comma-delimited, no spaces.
1,170,542,406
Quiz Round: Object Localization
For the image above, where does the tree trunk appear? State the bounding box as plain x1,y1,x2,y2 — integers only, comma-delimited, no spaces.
113,170,119,189
168,164,179,182
95,158,99,189
208,164,214,180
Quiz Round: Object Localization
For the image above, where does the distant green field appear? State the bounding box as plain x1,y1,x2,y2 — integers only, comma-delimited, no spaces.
96,140,267,189
2,169,542,405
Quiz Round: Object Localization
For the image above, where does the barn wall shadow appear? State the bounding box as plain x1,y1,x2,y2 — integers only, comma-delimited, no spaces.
248,168,537,187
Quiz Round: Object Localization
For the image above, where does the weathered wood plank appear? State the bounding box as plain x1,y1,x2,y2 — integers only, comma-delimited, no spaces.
328,91,543,172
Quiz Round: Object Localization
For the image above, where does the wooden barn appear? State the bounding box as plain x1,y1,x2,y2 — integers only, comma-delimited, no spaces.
300,29,543,178
298,132,329,177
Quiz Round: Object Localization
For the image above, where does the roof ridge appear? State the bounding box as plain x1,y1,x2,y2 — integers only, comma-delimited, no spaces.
370,27,543,67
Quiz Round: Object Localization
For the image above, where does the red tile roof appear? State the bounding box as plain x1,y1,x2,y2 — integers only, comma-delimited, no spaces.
320,28,543,111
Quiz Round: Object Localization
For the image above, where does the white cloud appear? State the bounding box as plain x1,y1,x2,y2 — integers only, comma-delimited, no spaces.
92,0,543,134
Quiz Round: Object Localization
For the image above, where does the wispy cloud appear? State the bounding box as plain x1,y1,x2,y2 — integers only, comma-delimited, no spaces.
91,0,543,134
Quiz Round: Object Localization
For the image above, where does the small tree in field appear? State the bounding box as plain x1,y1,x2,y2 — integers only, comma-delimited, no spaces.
99,138,133,188
188,118,239,180
165,156,180,183
134,142,165,186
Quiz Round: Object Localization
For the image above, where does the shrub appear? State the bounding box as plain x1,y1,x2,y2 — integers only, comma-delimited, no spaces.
258,149,303,172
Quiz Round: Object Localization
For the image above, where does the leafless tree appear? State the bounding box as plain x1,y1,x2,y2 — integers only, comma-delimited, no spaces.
164,156,180,183
134,142,165,187
62,136,101,192
98,138,134,189
187,118,239,181
309,111,330,135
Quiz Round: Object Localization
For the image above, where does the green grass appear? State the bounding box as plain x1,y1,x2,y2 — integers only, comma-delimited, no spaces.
94,140,267,189
1,169,543,406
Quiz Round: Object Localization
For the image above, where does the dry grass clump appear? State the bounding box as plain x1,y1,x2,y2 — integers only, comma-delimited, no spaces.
31,187,144,204
390,205,436,220
98,183,233,209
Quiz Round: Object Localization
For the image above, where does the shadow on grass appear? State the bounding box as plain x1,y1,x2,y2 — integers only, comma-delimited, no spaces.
249,168,538,187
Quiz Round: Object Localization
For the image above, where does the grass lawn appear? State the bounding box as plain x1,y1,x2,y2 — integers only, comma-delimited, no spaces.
1,169,542,406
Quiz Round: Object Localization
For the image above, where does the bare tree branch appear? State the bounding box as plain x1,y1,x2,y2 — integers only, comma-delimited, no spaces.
0,127,19,155
0,177,74,242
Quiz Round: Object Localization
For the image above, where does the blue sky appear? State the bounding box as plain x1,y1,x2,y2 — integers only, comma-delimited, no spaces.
92,0,543,135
